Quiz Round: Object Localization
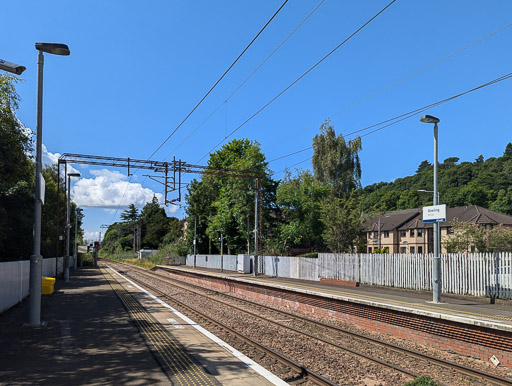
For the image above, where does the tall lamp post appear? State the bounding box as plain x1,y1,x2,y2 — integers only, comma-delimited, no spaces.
66,173,81,282
74,208,83,269
0,58,26,75
29,43,70,326
420,114,442,303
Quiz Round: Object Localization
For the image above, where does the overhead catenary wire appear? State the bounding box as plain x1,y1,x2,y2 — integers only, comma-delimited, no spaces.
146,0,290,162
165,0,326,159
106,1,290,226
266,22,512,150
268,71,512,174
197,0,398,163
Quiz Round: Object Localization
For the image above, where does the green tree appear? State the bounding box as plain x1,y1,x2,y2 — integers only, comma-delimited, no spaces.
186,139,274,255
120,203,139,251
312,121,362,199
504,142,512,158
0,74,34,259
416,160,431,174
276,170,329,251
140,196,169,249
320,193,363,253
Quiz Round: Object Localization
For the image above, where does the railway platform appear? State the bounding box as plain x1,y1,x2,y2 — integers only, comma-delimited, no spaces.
0,267,281,385
157,265,512,368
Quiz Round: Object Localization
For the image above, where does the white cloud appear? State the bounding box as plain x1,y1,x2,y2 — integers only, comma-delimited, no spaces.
83,231,102,243
42,144,80,175
71,169,165,210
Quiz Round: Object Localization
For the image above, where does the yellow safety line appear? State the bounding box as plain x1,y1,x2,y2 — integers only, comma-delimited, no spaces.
170,267,512,323
101,268,216,386
106,271,212,386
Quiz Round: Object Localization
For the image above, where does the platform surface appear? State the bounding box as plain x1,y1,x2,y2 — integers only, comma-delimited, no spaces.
161,265,512,333
0,267,279,386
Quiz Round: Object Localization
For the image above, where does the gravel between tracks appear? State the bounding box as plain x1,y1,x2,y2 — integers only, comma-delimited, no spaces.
109,262,512,385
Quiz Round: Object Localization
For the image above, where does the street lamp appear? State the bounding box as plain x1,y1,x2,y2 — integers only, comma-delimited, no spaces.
66,173,81,282
29,42,70,326
74,208,83,269
0,58,26,75
420,114,442,303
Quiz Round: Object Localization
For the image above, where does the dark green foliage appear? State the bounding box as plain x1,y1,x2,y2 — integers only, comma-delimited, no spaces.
361,144,512,215
185,139,276,255
141,196,170,249
312,121,362,199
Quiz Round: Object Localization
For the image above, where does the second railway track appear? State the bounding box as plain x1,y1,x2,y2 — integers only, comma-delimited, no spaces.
105,260,512,385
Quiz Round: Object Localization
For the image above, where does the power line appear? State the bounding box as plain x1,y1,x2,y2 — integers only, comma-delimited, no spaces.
146,0,290,162
164,0,326,159
106,1,290,226
197,0,398,163
266,22,512,150
267,71,512,168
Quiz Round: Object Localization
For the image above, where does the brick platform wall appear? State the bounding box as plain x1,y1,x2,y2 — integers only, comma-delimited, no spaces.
160,269,512,367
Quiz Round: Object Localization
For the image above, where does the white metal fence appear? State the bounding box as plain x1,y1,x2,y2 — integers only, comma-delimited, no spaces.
0,257,65,314
186,252,512,299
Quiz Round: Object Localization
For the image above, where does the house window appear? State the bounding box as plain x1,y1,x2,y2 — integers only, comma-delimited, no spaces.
417,229,423,237
410,246,415,254
400,247,406,253
368,232,373,239
410,229,415,237
374,231,378,239
418,246,423,254
400,230,406,237
368,247,372,253
384,231,389,238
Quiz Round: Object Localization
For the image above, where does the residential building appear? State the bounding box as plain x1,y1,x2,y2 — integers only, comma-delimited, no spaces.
364,205,512,254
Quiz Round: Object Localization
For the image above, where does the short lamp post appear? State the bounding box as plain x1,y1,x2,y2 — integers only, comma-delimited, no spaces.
420,114,442,303
66,173,81,282
29,42,70,326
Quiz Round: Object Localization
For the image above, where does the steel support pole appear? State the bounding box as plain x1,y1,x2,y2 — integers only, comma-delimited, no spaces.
377,218,381,249
253,179,259,278
193,216,197,268
432,122,441,303
74,209,78,269
28,51,44,326
65,176,71,282
220,233,223,272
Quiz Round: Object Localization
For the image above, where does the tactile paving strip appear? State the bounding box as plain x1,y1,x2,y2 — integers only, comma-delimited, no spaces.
101,268,218,386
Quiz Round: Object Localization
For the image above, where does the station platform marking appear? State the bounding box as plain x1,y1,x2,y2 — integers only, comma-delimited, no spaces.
101,267,219,385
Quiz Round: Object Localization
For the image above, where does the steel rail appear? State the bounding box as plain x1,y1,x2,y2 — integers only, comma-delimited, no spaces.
130,267,418,379
151,265,512,386
105,263,336,386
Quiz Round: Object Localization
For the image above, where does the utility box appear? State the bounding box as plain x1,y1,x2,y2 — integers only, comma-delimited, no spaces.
42,277,55,295
237,254,250,274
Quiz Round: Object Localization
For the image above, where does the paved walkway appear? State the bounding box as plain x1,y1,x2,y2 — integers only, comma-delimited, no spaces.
0,267,278,386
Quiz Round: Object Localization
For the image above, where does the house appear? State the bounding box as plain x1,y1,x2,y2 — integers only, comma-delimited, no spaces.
364,205,512,254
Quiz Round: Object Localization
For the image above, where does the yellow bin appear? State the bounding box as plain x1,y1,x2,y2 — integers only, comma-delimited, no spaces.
42,277,55,295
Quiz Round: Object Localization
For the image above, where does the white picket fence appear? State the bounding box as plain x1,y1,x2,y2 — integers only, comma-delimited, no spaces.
186,252,512,299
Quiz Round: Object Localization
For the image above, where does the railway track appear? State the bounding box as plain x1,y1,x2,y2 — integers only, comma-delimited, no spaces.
106,260,512,385
104,261,336,385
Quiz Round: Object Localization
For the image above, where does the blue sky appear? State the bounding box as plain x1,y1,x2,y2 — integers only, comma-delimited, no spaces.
3,1,512,242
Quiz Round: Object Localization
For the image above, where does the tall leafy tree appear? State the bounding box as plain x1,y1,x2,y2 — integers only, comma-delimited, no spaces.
276,170,329,251
321,192,364,253
0,75,33,259
312,121,362,199
186,139,275,254
140,196,169,249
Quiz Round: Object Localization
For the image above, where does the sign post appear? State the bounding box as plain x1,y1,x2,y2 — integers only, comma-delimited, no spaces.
422,204,446,223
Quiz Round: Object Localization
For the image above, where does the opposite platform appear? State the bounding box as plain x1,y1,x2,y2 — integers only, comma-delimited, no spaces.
157,265,512,367
0,267,280,386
